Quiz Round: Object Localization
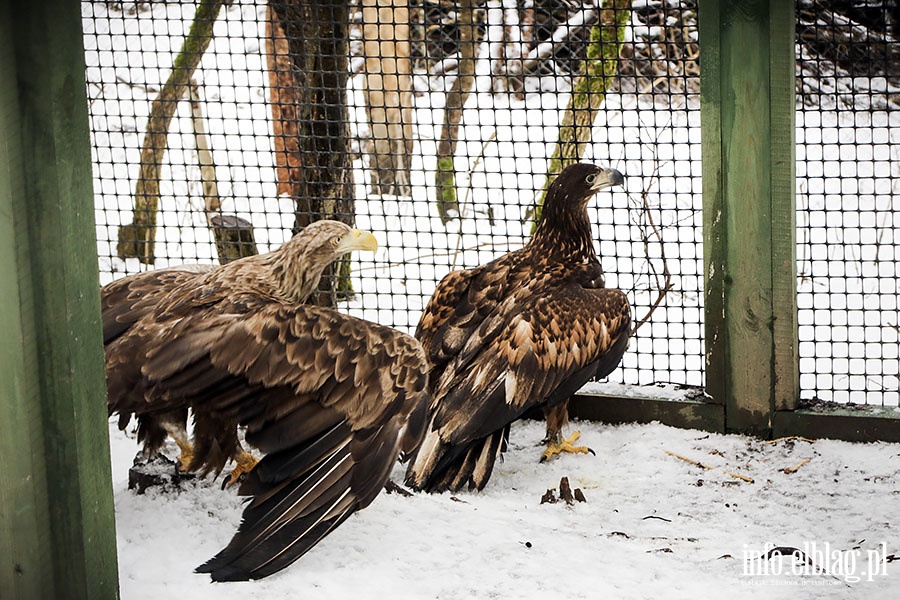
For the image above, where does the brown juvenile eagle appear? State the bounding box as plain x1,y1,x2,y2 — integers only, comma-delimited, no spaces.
103,220,429,581
405,163,631,493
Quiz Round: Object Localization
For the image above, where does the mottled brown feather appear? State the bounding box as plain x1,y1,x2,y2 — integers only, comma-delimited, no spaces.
406,163,631,493
102,220,429,582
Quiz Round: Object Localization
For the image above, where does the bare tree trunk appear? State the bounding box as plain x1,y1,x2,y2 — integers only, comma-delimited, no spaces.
267,0,354,305
189,82,258,263
486,0,526,94
118,0,234,264
188,82,221,215
360,0,415,197
209,215,259,264
266,6,298,199
434,0,478,224
535,0,631,222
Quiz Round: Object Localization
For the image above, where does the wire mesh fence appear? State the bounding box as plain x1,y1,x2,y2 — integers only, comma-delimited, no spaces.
795,0,899,406
82,0,704,392
81,0,898,406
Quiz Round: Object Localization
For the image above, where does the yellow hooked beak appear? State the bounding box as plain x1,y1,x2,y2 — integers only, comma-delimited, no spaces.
338,228,379,254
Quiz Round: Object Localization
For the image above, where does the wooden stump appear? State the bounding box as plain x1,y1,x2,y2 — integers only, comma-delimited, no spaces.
209,214,258,264
127,454,196,495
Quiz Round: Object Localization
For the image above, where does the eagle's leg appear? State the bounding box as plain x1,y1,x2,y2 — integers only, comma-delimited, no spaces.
224,446,260,488
161,419,195,473
540,402,593,462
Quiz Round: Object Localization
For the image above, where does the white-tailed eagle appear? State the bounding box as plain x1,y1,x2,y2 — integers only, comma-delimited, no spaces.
405,163,631,493
103,220,429,581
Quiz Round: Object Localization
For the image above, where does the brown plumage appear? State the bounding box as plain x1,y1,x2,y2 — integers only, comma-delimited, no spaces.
103,220,429,581
405,163,631,493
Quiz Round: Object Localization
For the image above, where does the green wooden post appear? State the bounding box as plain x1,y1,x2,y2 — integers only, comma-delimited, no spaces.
0,11,54,599
0,1,119,598
699,0,798,435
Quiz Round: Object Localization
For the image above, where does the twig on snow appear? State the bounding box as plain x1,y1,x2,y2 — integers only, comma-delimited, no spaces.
781,458,812,474
664,450,754,484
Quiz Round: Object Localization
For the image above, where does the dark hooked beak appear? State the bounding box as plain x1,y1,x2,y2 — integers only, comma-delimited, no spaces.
591,168,625,192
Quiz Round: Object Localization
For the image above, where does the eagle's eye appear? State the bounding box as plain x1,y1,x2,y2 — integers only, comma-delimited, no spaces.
585,173,597,184
330,236,343,249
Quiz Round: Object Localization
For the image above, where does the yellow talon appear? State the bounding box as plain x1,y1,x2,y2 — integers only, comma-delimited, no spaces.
541,430,592,462
161,421,195,473
175,450,194,472
224,451,260,487
173,440,195,473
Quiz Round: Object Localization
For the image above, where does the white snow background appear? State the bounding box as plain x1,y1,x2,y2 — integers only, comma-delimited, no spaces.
82,1,900,597
109,420,900,599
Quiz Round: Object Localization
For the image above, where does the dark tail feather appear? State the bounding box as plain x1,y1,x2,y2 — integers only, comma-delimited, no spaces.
407,425,509,493
196,447,356,581
196,504,353,582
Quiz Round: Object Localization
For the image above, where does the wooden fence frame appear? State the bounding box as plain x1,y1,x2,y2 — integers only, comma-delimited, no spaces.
3,0,899,596
0,1,119,598
572,0,900,443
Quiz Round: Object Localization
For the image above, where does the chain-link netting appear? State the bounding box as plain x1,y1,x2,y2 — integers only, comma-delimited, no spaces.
83,0,704,392
796,0,899,406
81,0,898,406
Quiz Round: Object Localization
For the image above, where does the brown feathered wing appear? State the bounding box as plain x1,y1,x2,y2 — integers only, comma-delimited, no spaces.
108,295,428,581
406,258,630,493
102,265,215,454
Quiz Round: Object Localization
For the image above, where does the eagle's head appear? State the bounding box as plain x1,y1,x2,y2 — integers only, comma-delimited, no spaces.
546,163,625,209
533,163,624,258
276,220,378,303
297,220,379,266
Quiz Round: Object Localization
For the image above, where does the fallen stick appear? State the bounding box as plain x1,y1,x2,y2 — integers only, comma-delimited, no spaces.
782,458,812,474
764,436,815,445
665,451,755,484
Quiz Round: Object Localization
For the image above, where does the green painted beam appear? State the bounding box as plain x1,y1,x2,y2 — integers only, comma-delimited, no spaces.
773,407,900,444
767,2,798,412
698,0,727,415
1,1,119,598
699,0,798,435
569,392,725,434
0,7,55,597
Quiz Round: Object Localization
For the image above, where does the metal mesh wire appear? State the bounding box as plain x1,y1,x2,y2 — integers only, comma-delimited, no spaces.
796,0,899,406
84,1,900,409
82,0,704,391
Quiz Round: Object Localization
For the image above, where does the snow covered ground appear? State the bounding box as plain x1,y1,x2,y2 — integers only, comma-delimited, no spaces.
109,418,899,599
